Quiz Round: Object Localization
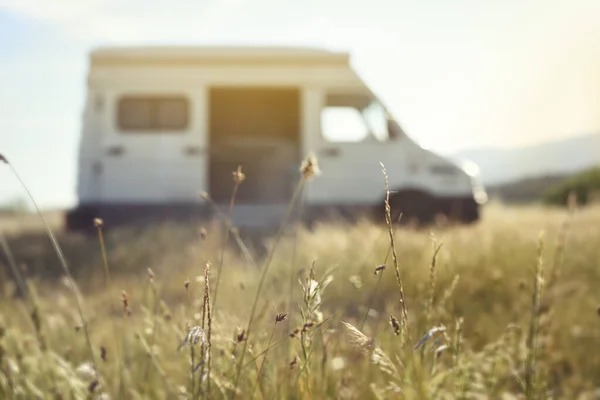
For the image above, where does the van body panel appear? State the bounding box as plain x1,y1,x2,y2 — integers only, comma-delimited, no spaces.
66,46,485,231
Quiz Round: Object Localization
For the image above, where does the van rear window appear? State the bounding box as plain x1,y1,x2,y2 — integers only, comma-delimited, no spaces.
117,96,189,132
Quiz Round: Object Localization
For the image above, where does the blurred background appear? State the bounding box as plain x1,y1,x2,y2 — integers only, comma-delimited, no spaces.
1,0,599,211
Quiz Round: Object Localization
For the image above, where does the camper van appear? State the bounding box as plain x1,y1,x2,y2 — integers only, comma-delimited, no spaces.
65,46,487,231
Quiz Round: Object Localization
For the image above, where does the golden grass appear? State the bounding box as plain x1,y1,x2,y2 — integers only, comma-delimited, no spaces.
0,155,599,399
0,201,598,399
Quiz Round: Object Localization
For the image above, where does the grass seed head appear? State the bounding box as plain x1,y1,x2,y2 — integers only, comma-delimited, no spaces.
88,380,99,393
232,165,246,185
100,346,107,362
302,321,316,332
94,218,103,228
389,314,401,335
236,328,247,343
341,321,375,356
300,153,320,180
275,313,288,323
199,191,210,201
0,154,7,164
199,227,208,240
289,328,301,338
121,290,131,316
374,264,386,275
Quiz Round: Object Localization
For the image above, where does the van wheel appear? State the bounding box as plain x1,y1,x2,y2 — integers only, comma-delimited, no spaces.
380,189,436,226
65,206,98,234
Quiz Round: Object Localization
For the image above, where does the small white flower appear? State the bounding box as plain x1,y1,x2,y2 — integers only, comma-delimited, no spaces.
76,361,96,380
414,326,446,350
434,344,449,358
177,326,206,350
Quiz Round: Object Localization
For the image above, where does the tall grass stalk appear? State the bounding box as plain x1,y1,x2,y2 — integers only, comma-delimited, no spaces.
548,204,574,289
93,218,125,395
211,166,244,318
380,162,410,344
0,232,29,300
360,248,391,331
198,262,212,398
251,314,284,399
525,231,545,399
118,290,132,398
426,238,443,328
183,277,197,399
2,156,100,384
94,219,111,290
232,152,322,397
231,178,306,397
141,269,161,396
287,181,306,349
358,212,401,334
453,317,465,395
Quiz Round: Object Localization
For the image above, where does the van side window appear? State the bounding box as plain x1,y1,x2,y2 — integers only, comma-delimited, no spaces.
117,96,189,132
321,93,392,143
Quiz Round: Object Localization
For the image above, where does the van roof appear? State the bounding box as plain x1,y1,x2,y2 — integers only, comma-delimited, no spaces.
89,46,351,67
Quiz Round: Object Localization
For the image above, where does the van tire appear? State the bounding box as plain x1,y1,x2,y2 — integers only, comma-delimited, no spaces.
379,189,436,226
65,206,98,234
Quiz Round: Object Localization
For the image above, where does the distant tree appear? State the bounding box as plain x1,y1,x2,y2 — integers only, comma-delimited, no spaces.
543,166,600,206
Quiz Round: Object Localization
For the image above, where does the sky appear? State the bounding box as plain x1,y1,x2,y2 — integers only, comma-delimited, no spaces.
1,0,600,209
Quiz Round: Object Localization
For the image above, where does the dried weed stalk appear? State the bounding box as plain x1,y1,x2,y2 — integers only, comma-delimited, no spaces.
199,262,212,397
1,155,99,383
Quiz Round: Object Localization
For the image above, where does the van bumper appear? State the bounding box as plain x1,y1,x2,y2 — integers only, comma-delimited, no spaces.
64,195,482,232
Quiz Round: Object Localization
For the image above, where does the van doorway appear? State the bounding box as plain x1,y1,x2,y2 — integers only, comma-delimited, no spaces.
208,87,302,205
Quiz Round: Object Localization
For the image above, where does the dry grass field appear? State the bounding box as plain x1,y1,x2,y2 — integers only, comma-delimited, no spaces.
1,162,599,399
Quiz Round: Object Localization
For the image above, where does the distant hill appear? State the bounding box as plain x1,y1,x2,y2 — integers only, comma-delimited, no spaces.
452,132,600,186
485,173,570,204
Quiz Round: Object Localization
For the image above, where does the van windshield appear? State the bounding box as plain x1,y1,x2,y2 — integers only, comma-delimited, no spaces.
361,100,389,141
323,93,403,143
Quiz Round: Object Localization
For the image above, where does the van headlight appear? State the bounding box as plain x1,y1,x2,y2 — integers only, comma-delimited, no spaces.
473,186,488,205
460,159,480,178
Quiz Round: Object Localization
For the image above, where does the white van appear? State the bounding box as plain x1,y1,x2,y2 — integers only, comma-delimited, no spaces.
65,46,487,231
